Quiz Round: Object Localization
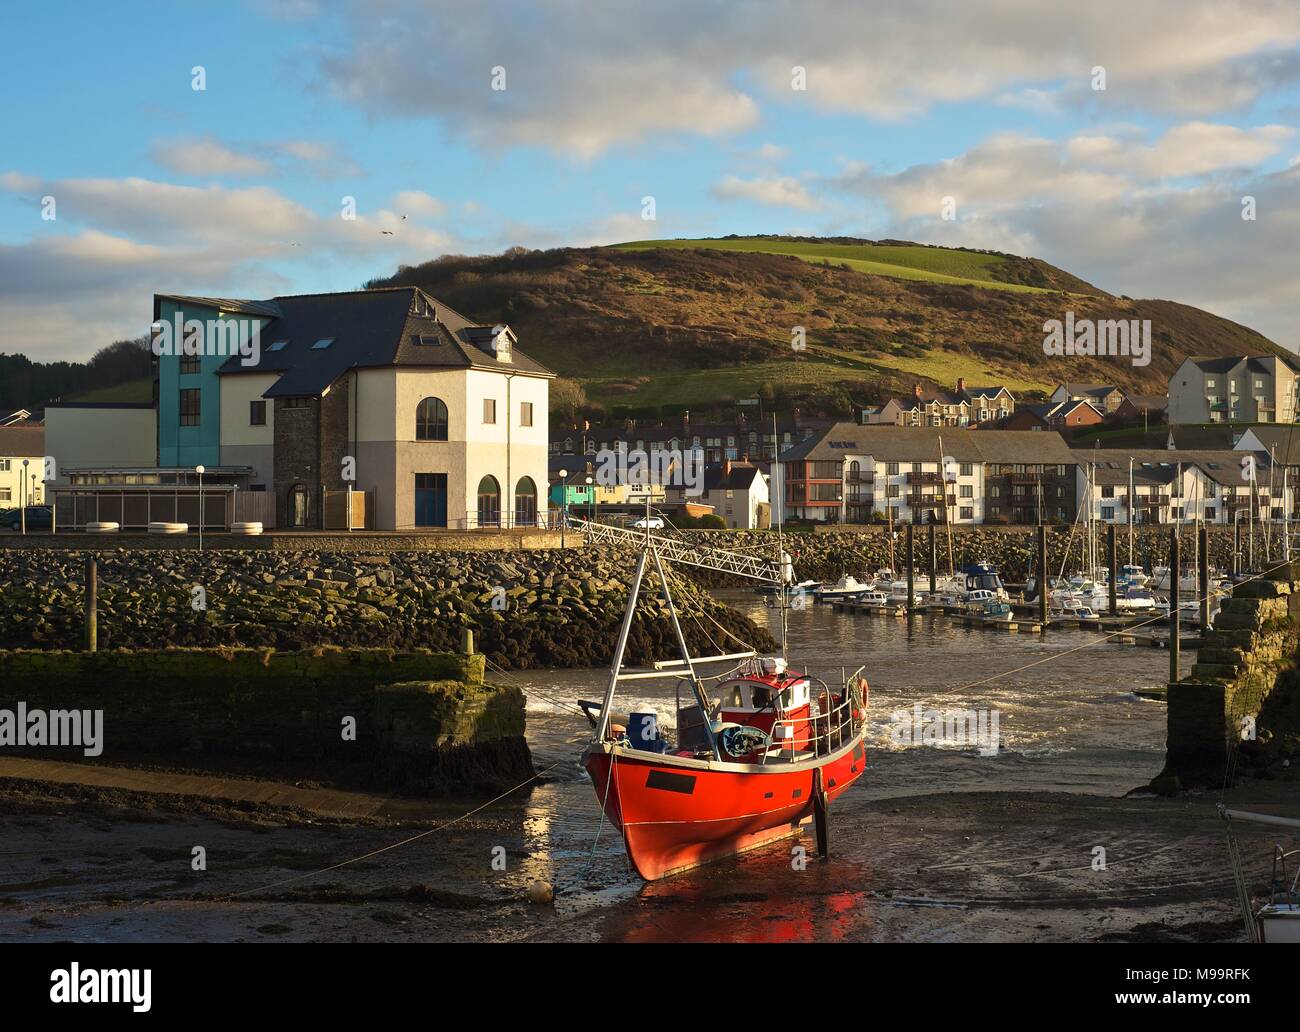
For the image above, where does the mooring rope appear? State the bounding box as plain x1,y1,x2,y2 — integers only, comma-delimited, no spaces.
222,761,563,901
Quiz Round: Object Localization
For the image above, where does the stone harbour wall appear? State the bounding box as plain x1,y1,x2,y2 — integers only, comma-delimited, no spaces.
0,647,531,795
1158,564,1300,790
0,547,775,670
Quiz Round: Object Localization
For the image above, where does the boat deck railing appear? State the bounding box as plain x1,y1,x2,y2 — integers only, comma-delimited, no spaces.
766,681,866,762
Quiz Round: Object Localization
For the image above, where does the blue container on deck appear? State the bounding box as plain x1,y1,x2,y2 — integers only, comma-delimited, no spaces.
629,712,664,752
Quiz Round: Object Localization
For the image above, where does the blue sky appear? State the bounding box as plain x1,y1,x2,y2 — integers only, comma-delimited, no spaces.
3,0,1299,360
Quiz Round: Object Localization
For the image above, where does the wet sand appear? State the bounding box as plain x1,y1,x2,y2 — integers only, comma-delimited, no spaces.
0,755,1293,943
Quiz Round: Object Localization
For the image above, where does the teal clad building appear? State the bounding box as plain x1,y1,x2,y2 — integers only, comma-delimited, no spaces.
154,296,278,468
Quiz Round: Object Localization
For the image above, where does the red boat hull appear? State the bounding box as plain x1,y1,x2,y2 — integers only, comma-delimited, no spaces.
584,737,866,880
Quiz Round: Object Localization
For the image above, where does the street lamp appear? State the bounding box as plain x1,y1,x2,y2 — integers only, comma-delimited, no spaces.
558,468,568,547
20,458,28,534
195,465,205,550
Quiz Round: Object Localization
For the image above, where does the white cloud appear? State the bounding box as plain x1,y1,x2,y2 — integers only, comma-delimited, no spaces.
150,135,360,180
0,174,457,359
391,190,446,218
150,137,274,178
711,174,821,211
827,125,1300,347
310,0,1300,155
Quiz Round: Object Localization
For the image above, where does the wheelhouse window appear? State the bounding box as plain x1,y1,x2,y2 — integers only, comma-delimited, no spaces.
416,397,449,441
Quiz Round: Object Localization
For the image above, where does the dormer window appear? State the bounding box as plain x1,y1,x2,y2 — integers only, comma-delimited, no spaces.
268,341,287,352
311,338,335,350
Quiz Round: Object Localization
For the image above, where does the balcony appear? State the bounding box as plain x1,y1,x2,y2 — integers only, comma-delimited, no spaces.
906,494,956,509
905,471,942,485
845,471,873,484
1133,494,1169,509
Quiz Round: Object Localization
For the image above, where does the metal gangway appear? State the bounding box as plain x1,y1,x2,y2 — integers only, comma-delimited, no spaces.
564,514,782,584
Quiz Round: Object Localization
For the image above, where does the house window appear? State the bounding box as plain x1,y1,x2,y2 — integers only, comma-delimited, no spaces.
179,388,201,426
520,401,533,427
250,400,266,426
0,459,9,472
282,397,309,409
959,507,973,520
960,463,973,476
887,462,899,475
960,485,973,498
483,399,497,424
416,397,449,441
0,488,9,501
180,354,201,375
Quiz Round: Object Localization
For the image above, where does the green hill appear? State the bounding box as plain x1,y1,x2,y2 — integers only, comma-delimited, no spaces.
370,239,1286,416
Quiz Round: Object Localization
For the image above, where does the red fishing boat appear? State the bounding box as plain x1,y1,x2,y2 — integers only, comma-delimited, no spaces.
575,514,869,881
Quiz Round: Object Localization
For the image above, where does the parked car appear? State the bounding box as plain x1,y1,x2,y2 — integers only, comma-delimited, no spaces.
5,505,53,530
632,516,665,529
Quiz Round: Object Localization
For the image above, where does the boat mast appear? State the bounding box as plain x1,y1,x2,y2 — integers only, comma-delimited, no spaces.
774,412,788,664
937,435,955,577
593,547,649,744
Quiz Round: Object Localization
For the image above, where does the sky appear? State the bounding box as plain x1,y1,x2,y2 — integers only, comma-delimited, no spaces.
2,0,1299,362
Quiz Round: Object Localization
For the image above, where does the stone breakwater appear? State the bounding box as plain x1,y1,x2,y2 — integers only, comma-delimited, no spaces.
677,526,1266,586
0,547,775,670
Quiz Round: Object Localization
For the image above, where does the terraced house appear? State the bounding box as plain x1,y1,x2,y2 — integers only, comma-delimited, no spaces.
149,287,553,531
777,424,1077,525
1167,355,1300,425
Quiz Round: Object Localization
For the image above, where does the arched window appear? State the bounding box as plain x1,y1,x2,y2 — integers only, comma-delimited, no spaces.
514,476,537,527
477,475,500,527
416,397,448,441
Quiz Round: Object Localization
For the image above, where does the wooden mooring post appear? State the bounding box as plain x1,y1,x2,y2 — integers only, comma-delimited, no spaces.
906,522,915,615
1198,524,1210,630
928,522,937,594
1037,523,1048,627
1107,523,1118,617
1169,527,1179,684
84,555,97,653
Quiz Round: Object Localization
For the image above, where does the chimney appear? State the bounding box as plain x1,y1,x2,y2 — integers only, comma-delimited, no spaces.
956,377,965,393
624,417,635,432
913,383,923,399
682,409,690,432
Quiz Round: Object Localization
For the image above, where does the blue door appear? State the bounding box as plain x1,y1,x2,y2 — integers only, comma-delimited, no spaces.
415,473,447,527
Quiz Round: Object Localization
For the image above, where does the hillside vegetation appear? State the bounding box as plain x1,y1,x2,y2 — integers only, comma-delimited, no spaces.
370,238,1288,417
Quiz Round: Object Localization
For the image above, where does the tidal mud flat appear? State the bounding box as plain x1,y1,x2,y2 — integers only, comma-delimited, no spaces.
0,758,1292,943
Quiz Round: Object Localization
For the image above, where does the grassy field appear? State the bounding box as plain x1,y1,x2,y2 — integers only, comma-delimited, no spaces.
612,238,1056,294
65,377,153,403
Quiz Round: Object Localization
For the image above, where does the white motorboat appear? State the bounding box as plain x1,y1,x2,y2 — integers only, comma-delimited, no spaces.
1116,586,1157,612
814,574,871,602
